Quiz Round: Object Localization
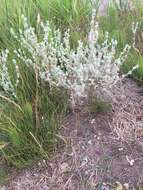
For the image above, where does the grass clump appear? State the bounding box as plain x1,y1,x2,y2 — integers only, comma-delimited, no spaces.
0,0,92,49
88,98,111,115
0,80,68,168
99,0,143,82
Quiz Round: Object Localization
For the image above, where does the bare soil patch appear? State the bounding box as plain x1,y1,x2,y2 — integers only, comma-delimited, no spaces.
4,79,143,190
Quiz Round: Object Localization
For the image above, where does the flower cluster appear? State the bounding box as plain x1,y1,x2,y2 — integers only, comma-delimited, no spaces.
0,50,16,97
132,22,139,49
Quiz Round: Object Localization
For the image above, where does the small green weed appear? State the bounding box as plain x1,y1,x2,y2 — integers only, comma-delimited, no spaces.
88,98,111,115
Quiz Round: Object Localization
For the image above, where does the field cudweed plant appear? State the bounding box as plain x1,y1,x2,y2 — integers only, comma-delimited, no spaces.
1,10,139,108
10,10,138,107
0,9,139,167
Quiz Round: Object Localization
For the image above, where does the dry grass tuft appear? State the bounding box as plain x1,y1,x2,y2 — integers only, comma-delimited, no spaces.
109,79,143,142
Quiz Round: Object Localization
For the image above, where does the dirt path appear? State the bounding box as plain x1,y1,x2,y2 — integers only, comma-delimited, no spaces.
4,79,143,190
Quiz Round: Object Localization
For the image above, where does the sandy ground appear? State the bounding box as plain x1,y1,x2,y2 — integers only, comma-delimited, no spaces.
4,79,143,190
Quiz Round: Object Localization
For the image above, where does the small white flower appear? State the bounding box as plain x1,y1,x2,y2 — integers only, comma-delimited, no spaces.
81,156,88,167
91,119,95,124
37,13,41,24
118,147,124,151
126,155,135,166
88,140,92,145
124,183,129,189
60,163,70,173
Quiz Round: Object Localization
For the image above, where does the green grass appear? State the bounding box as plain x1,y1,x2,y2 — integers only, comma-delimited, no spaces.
35,0,92,47
88,98,111,115
123,50,143,82
0,0,37,49
0,74,69,168
99,0,143,82
0,0,92,49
